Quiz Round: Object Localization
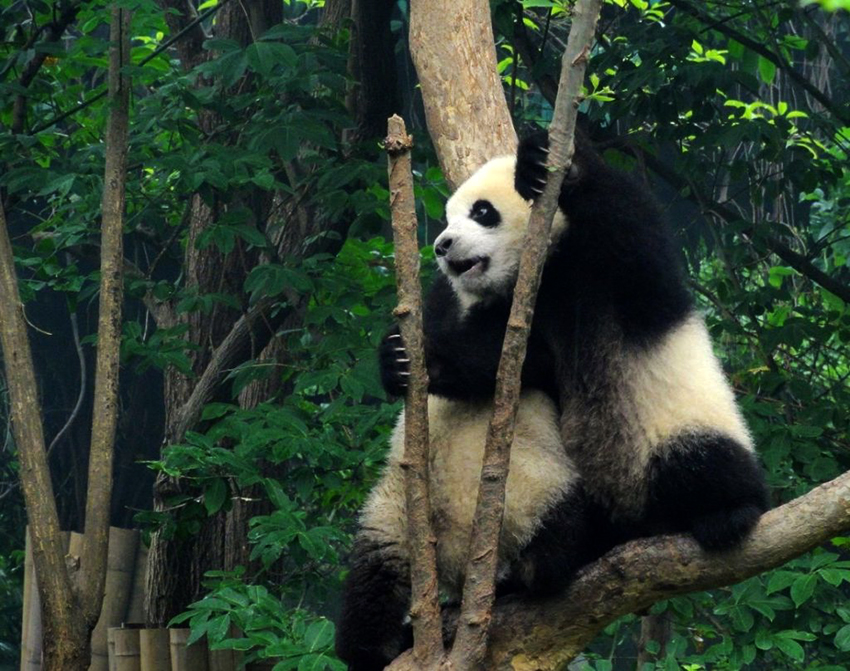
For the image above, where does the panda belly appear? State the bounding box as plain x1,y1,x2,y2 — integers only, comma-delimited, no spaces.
427,391,575,596
365,389,577,599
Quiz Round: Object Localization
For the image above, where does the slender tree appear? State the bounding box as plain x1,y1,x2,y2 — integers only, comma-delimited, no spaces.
0,6,130,669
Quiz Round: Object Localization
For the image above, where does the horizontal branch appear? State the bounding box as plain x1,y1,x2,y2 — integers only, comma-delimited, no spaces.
480,469,850,670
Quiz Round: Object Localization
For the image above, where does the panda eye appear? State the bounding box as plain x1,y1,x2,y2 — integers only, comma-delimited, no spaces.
469,199,500,227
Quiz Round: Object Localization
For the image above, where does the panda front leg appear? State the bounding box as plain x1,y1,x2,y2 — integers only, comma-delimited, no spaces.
336,536,412,671
647,433,770,551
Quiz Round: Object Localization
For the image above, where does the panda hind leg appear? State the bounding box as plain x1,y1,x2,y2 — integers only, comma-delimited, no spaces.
336,537,412,671
648,433,770,552
511,486,598,596
690,503,765,551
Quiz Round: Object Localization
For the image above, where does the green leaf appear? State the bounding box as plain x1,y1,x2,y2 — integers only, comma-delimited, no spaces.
202,403,234,420
774,637,804,663
204,478,228,515
790,574,817,607
304,620,334,651
758,56,777,84
755,629,773,650
766,570,798,595
835,624,850,651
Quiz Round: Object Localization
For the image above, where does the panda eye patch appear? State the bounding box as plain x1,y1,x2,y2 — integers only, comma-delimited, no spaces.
469,199,500,228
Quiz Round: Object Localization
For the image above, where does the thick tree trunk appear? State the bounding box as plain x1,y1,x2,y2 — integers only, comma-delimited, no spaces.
146,0,276,624
348,0,401,139
146,0,363,622
409,0,516,187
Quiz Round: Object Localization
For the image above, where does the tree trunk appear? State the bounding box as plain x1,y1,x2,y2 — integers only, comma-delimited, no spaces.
0,6,131,669
145,0,365,623
409,0,516,187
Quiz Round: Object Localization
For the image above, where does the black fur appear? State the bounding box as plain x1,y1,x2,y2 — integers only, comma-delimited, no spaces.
509,486,598,595
646,433,769,550
517,131,693,349
335,539,412,671
382,130,768,554
337,488,596,671
518,131,768,550
380,275,557,402
470,199,501,228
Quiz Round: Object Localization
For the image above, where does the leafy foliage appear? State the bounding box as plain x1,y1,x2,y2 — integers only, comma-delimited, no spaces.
0,0,848,668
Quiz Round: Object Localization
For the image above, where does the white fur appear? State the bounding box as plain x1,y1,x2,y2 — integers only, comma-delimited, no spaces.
359,390,578,597
628,314,752,455
436,156,567,310
560,313,754,517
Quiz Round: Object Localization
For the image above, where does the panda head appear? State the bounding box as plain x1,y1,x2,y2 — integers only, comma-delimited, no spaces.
434,155,566,305
434,157,531,302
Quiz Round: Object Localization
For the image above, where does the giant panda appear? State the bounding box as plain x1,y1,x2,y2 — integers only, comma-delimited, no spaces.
335,158,595,671
381,131,769,554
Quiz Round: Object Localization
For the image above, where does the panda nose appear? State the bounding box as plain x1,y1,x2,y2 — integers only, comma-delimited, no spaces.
435,237,453,257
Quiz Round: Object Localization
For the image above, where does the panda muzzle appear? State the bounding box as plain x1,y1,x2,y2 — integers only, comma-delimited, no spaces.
448,256,489,276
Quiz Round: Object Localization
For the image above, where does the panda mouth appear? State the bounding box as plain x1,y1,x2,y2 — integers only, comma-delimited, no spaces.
448,256,490,276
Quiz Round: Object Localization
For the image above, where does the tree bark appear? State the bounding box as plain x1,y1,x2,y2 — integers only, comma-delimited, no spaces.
0,6,131,669
348,0,401,139
409,0,517,188
446,2,603,666
635,614,671,669
79,4,131,624
476,469,850,670
385,116,444,666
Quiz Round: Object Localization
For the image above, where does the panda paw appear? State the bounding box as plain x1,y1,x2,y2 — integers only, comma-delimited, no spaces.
691,504,764,551
515,132,551,202
515,130,582,203
379,327,410,397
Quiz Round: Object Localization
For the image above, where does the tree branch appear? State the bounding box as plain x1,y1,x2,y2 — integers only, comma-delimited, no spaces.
449,2,603,668
385,115,444,667
10,1,81,134
636,147,850,304
79,5,131,624
478,469,850,670
0,157,73,660
667,0,850,125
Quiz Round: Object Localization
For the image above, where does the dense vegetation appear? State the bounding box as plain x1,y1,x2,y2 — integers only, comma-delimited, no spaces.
0,0,848,668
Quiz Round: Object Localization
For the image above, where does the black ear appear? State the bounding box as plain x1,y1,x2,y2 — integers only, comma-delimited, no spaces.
515,131,550,202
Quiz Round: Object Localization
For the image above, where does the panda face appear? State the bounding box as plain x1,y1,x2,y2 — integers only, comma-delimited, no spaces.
435,157,532,303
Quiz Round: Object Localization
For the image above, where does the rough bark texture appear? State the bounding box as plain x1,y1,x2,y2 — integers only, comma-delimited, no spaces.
447,3,603,668
385,116,444,666
146,0,360,622
0,189,84,671
79,5,131,624
0,7,131,670
476,470,850,670
409,0,517,188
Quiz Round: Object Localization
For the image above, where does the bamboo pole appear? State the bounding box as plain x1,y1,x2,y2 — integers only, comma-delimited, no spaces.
169,629,208,671
124,542,148,624
139,629,171,671
89,528,139,671
111,628,141,671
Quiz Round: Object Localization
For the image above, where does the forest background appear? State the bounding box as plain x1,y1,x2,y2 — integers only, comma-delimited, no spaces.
0,0,849,668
